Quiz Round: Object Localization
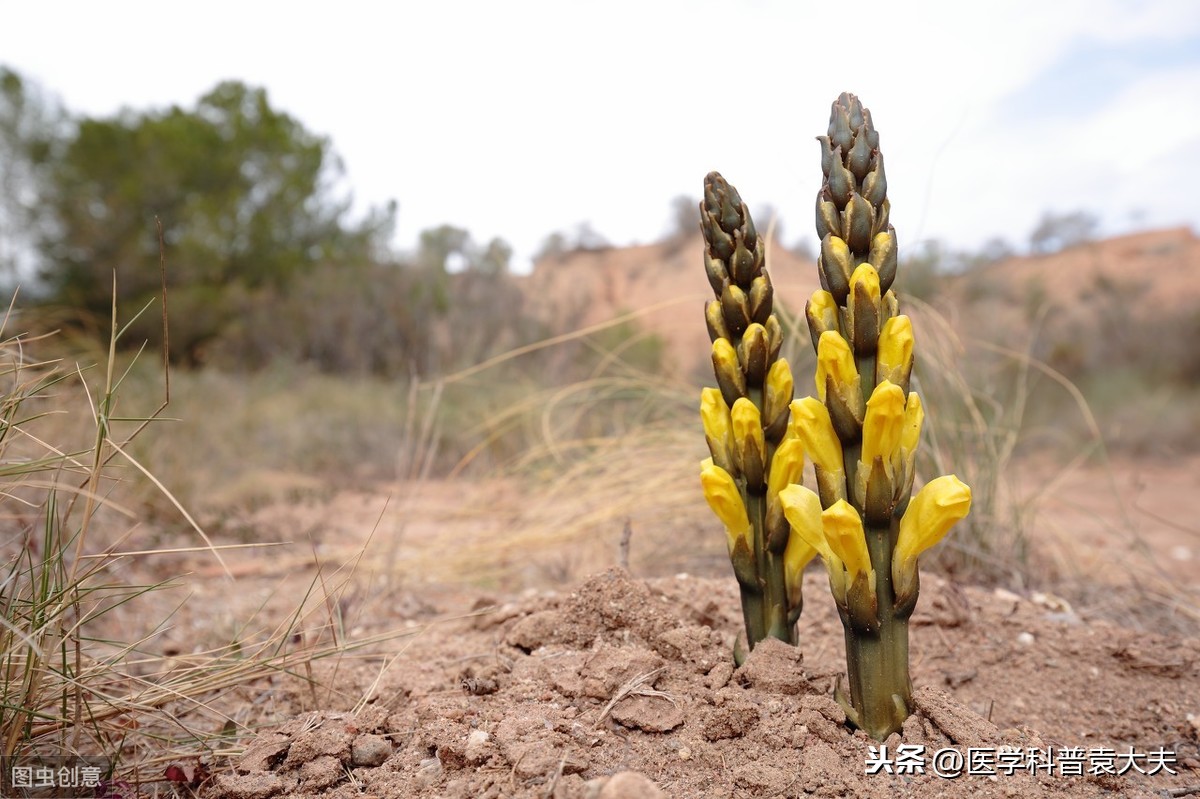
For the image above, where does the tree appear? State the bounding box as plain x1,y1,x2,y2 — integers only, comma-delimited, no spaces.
1029,210,1098,255
36,80,394,359
665,194,699,240
0,67,64,287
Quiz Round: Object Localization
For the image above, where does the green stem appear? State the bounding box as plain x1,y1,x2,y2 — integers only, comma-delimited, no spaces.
842,516,912,740
734,492,793,663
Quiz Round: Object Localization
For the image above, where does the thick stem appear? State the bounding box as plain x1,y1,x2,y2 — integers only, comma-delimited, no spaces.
746,492,794,648
842,516,912,740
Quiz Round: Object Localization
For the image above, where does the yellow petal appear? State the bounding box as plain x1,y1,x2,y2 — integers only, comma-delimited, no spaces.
712,338,745,404
806,289,839,337
730,397,766,483
849,263,881,307
784,520,818,606
815,331,858,403
900,392,923,457
700,461,751,550
767,439,806,500
788,396,844,474
700,387,733,471
763,359,795,430
895,475,972,570
877,315,914,385
822,500,872,581
861,380,906,468
778,484,828,562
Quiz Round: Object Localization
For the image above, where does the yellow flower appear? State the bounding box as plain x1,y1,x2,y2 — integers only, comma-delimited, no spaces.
822,500,872,582
778,484,828,562
730,397,766,486
806,289,839,338
877,315,914,386
788,396,844,474
767,439,806,500
780,484,846,600
894,475,972,573
763,359,794,432
861,380,906,469
700,460,751,551
900,392,923,459
849,263,881,308
712,338,745,405
783,515,818,608
815,331,858,403
700,387,733,472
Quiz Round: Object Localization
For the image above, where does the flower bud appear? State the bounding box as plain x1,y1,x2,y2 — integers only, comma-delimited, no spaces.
705,299,730,344
765,316,783,364
700,387,734,474
730,398,766,489
748,273,773,323
788,397,844,475
815,331,858,403
721,283,752,336
875,197,891,236
862,151,887,206
816,135,835,176
829,101,854,152
817,332,865,441
763,359,794,438
819,235,853,303
789,396,847,507
739,323,770,386
848,263,882,354
704,251,728,295
701,461,752,551
899,392,924,467
712,338,746,407
816,197,841,242
767,438,806,502
730,235,760,286
861,380,906,472
847,127,873,181
876,315,914,391
843,192,875,254
805,289,840,352
868,227,897,293
823,500,872,583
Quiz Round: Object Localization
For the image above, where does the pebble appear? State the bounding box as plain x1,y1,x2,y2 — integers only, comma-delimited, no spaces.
598,771,666,799
350,734,391,767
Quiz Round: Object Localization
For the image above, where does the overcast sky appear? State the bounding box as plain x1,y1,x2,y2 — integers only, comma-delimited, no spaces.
3,1,1198,271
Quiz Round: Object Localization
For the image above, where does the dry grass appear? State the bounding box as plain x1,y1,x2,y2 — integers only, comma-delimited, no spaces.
0,294,449,789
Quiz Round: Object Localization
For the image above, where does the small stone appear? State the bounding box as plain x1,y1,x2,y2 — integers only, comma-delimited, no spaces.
464,730,495,765
350,734,391,767
678,746,691,761
599,771,666,799
1016,632,1035,646
416,756,442,788
610,694,685,733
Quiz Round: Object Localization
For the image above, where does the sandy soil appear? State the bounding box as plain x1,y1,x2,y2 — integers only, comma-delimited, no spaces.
199,568,1198,799
75,454,1194,799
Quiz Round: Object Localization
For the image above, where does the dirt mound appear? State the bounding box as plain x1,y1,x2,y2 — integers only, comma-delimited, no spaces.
206,568,1199,798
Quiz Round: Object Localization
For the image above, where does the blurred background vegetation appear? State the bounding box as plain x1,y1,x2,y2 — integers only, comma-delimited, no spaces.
2,65,1198,598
